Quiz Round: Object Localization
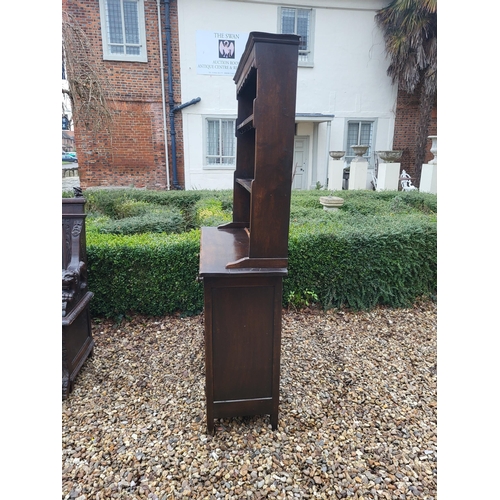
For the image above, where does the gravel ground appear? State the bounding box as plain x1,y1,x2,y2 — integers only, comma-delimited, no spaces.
62,300,437,500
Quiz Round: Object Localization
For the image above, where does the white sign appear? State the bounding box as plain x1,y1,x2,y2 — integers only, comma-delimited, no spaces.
196,30,249,76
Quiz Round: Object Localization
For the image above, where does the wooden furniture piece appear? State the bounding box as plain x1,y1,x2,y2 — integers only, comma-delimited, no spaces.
62,192,94,399
199,32,299,434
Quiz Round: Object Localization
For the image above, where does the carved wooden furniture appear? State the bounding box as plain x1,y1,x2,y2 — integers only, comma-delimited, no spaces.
62,193,94,399
199,32,299,434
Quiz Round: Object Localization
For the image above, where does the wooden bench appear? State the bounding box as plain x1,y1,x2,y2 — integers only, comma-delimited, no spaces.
62,190,94,399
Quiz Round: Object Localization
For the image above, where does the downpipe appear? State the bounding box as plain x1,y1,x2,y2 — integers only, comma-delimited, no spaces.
163,0,200,189
163,0,180,189
156,0,170,190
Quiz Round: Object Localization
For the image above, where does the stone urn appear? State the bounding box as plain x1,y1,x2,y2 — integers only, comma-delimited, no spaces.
329,151,345,160
319,195,344,212
428,136,437,164
376,150,403,163
351,145,369,157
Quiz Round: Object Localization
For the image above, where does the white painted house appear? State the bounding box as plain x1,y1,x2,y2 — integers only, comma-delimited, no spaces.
176,0,396,190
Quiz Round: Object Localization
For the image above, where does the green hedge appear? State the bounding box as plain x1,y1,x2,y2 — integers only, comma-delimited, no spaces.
96,208,186,235
87,231,203,317
285,213,436,310
82,188,436,317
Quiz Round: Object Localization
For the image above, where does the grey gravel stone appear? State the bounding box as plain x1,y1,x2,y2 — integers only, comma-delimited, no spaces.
63,301,437,499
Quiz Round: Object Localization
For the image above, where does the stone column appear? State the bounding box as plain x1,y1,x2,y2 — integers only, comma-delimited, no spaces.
375,151,403,191
348,145,369,190
327,151,345,191
420,136,437,194
377,163,400,191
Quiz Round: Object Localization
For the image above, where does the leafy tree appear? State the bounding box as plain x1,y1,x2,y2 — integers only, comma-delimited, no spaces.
375,0,437,183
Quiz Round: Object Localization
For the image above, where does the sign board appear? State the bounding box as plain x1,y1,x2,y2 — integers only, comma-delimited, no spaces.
196,30,249,76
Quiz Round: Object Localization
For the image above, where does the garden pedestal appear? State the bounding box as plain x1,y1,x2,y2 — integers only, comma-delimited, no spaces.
348,157,368,190
376,162,400,191
420,163,437,194
327,153,345,191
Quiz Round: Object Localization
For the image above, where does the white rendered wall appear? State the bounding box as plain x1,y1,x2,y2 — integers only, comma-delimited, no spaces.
177,0,397,190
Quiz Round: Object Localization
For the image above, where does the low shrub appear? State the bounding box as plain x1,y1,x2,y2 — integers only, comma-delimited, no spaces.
80,188,437,317
87,231,203,317
285,213,437,310
96,208,185,235
84,189,137,218
194,198,232,227
113,199,152,219
85,188,235,233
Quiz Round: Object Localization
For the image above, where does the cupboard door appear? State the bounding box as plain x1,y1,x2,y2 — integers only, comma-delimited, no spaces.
211,285,275,402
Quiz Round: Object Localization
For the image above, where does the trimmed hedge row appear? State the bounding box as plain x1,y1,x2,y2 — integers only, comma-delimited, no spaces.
83,189,436,317
285,213,437,310
87,231,203,317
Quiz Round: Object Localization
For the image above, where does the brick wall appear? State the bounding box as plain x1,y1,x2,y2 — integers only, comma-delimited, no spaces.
63,0,184,189
393,84,437,182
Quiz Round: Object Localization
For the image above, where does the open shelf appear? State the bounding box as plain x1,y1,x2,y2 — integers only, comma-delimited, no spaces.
236,114,254,134
222,32,300,267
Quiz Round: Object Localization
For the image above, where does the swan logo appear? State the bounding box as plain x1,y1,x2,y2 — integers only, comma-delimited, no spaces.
218,40,235,59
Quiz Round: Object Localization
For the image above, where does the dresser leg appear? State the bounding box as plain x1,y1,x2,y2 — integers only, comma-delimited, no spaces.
271,412,278,431
207,418,215,435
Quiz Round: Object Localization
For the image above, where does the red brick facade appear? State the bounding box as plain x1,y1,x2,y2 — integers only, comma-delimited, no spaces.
63,0,184,189
63,0,435,191
392,84,437,183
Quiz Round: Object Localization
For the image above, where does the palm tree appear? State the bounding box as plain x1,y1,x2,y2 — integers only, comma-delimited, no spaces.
375,0,437,184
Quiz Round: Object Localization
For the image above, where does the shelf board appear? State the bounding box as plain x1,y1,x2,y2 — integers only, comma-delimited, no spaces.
199,227,287,276
236,178,253,192
236,114,254,134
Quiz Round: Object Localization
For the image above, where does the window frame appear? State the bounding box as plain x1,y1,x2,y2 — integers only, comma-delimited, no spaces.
344,119,377,168
99,0,148,63
203,116,237,169
278,6,315,67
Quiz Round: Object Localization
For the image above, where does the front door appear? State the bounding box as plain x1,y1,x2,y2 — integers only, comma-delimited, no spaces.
292,136,309,190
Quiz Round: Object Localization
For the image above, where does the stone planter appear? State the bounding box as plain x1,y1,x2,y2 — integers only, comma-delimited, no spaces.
375,151,403,191
329,151,345,160
376,150,403,163
328,151,345,190
351,145,369,157
319,195,344,211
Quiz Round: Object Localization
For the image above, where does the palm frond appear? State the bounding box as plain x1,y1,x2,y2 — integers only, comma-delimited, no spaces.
375,0,436,94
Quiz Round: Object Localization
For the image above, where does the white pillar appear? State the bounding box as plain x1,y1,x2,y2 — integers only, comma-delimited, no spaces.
420,164,437,193
420,135,437,194
325,120,332,187
328,159,344,191
348,157,368,190
376,162,401,191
